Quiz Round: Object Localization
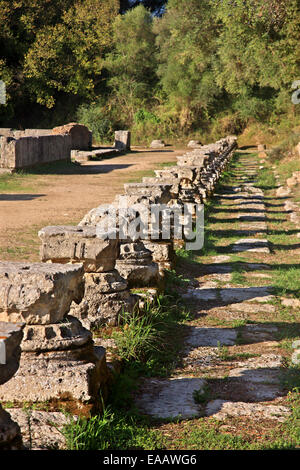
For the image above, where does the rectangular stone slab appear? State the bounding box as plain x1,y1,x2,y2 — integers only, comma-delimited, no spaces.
0,262,84,324
39,226,119,272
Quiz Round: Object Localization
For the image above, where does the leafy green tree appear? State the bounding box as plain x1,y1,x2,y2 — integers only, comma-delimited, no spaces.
23,0,119,108
214,0,300,118
105,5,158,124
154,0,221,131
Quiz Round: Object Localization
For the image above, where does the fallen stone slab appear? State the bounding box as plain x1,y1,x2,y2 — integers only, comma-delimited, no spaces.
0,262,84,324
135,377,206,419
183,287,219,302
281,298,300,309
187,140,202,148
228,354,283,401
219,286,273,304
224,302,276,314
276,186,291,198
71,148,119,162
241,324,278,343
185,326,237,348
206,400,290,422
231,238,270,253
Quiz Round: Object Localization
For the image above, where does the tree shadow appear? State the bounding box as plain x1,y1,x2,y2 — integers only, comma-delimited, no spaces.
0,193,46,201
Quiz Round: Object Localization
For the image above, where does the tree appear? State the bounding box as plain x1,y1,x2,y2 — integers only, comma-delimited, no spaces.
120,0,167,15
105,5,158,124
214,0,300,119
23,0,119,108
155,0,221,131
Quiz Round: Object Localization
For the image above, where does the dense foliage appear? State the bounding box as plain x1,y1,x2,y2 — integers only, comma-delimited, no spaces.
0,0,299,140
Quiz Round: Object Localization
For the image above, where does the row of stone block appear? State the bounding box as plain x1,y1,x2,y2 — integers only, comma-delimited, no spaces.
37,134,237,328
0,134,237,425
0,126,131,170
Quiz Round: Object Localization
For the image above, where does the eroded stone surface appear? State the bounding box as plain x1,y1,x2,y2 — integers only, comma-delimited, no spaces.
219,286,273,304
21,316,92,352
0,262,84,324
0,345,109,403
185,326,237,348
39,225,119,272
9,409,73,450
135,377,206,419
206,400,290,422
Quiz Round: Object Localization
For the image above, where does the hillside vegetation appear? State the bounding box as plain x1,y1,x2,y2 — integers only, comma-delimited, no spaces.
0,0,299,144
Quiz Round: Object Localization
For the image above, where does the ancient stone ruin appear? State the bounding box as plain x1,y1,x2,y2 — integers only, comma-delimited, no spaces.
0,134,237,445
0,262,109,405
0,123,92,170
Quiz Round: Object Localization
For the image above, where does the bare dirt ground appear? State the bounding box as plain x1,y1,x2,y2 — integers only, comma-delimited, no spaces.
0,147,182,262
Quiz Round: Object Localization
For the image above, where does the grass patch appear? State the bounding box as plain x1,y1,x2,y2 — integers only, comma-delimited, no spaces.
256,168,277,190
63,406,163,450
0,171,37,192
113,292,190,377
217,345,259,362
273,267,300,299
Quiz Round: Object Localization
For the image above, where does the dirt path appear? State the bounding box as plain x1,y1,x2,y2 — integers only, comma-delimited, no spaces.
0,148,182,262
134,149,300,448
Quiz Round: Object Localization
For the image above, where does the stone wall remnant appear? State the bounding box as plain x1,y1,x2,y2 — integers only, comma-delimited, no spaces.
52,123,92,150
115,130,131,151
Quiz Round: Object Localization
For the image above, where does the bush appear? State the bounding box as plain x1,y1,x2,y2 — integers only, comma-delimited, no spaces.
76,102,114,144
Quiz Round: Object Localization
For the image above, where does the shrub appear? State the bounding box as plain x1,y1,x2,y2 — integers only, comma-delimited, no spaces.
77,102,114,144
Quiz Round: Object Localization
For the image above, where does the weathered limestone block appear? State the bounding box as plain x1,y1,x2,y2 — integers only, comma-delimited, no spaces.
39,225,119,272
187,140,202,148
21,316,91,352
70,271,138,328
150,139,165,149
0,344,109,403
115,242,160,287
0,128,13,137
142,177,180,201
177,153,209,167
155,166,195,181
143,241,174,272
124,182,173,205
52,123,92,150
0,134,72,170
0,321,24,449
79,204,118,227
115,130,131,151
0,262,84,324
